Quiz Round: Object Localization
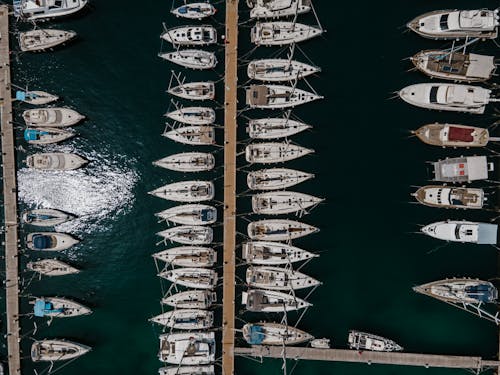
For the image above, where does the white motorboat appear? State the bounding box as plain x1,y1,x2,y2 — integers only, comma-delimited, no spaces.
242,241,317,265
26,152,88,171
399,83,495,114
26,232,79,251
19,29,76,52
407,9,500,40
242,323,313,346
252,191,323,215
251,22,322,46
246,84,322,109
247,59,320,82
150,309,214,330
23,107,85,127
432,156,494,183
158,332,215,365
27,259,80,276
348,331,403,352
242,289,311,312
161,25,217,46
159,50,217,70
32,297,91,318
166,107,216,125
421,220,498,244
247,168,314,190
168,81,215,101
413,278,498,304
153,246,216,267
412,185,485,210
412,123,490,148
22,208,74,227
247,118,311,139
149,181,214,202
155,204,217,225
24,127,75,145
171,3,216,19
14,0,88,21
159,268,218,289
162,290,216,309
311,338,330,349
163,126,215,145
246,266,320,290
246,142,314,164
153,152,215,172
15,90,58,105
31,339,90,362
249,0,311,19
159,365,215,375
157,225,213,245
248,219,318,241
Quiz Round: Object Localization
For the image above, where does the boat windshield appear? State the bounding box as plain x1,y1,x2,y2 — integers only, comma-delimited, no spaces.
429,86,439,103
439,14,449,30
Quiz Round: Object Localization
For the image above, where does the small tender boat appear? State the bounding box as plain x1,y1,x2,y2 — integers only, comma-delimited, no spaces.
157,225,213,245
247,168,314,190
24,127,75,145
348,331,403,352
413,123,490,148
14,0,88,21
166,107,216,125
15,90,58,105
249,0,311,19
242,323,313,346
163,126,215,145
252,191,323,215
171,3,216,19
246,143,314,164
248,219,318,241
31,339,90,362
159,50,217,70
413,278,498,304
161,25,217,46
26,232,79,251
149,181,214,202
431,156,494,183
159,366,215,375
153,246,216,267
247,118,311,139
246,266,320,290
150,309,214,330
399,83,495,114
158,332,215,365
411,50,496,82
19,29,76,52
412,185,485,210
242,289,311,312
251,22,322,46
155,204,217,225
159,268,218,290
153,152,215,172
247,59,320,82
407,9,500,40
27,259,80,276
242,241,317,265
23,107,85,127
421,220,498,244
246,84,322,109
162,290,216,309
168,81,215,101
32,297,91,318
311,338,330,349
26,152,88,171
22,208,74,227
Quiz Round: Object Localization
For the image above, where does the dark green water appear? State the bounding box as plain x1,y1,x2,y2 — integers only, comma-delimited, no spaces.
5,0,500,374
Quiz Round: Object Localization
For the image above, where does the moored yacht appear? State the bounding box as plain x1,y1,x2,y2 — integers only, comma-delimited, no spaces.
14,0,88,21
26,152,88,171
159,268,218,289
148,181,214,202
413,123,490,148
23,107,85,127
163,126,215,145
168,81,215,101
251,22,322,46
22,208,74,227
155,204,217,225
159,366,215,375
247,59,320,82
19,29,76,52
24,127,75,145
153,246,216,267
150,309,213,330
348,331,403,352
245,142,314,164
15,90,58,105
156,225,213,245
159,50,217,70
166,107,216,125
412,185,485,210
161,25,217,46
242,241,317,265
248,219,319,241
242,289,311,312
33,297,91,318
153,152,215,172
431,155,494,183
31,339,90,362
247,118,311,139
421,220,498,244
246,84,322,109
252,191,323,215
158,332,215,364
248,0,311,19
246,266,320,290
242,322,313,345
162,290,216,309
413,278,498,304
27,259,80,276
171,3,216,19
247,168,314,190
27,232,79,251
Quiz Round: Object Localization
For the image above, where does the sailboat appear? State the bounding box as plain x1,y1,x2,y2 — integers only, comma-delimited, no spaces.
159,50,217,70
163,125,215,145
247,59,320,82
15,90,58,105
161,25,217,46
247,117,311,139
19,29,76,52
248,219,319,241
150,309,214,330
153,152,215,172
171,3,216,19
156,225,213,245
166,106,216,125
246,266,320,290
22,208,74,227
162,290,216,309
32,297,91,318
159,268,218,289
155,204,217,225
245,84,323,109
149,181,214,202
247,168,314,190
252,191,323,215
242,241,317,265
31,339,91,362
251,22,322,46
168,81,215,101
158,332,215,364
246,142,314,164
248,0,311,19
242,323,313,345
153,246,216,267
27,259,80,276
159,366,215,375
24,127,75,145
414,278,498,304
348,331,403,352
242,289,311,312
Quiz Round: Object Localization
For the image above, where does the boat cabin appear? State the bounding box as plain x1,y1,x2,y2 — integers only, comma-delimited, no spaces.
433,156,494,183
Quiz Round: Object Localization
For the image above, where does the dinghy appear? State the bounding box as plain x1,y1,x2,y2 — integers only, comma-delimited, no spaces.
413,278,498,304
246,84,322,109
23,107,85,127
14,0,88,20
412,123,490,148
32,297,91,318
153,246,216,267
249,0,311,19
158,332,215,364
156,225,213,245
159,50,217,70
247,168,314,190
153,152,215,172
252,191,323,215
22,208,74,227
248,219,318,241
26,152,88,171
27,232,79,251
15,90,58,105
162,290,216,309
412,185,485,210
161,25,217,46
421,220,498,244
159,268,218,289
159,366,215,375
163,126,215,145
31,339,90,362
247,118,311,139
431,155,494,183
171,3,216,19
19,29,76,52
348,331,403,352
150,309,214,330
166,107,216,125
251,22,322,46
246,266,320,290
242,289,311,312
242,323,313,346
155,204,217,225
27,259,80,276
246,143,314,164
247,59,320,82
149,181,214,202
168,81,215,101
242,241,318,265
24,127,75,145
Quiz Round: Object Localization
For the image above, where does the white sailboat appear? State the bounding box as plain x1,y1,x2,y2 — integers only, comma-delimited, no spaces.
27,259,80,276
153,152,215,172
150,309,214,330
246,142,314,164
247,59,320,82
413,278,498,304
168,81,215,101
159,366,215,375
242,241,317,265
251,22,322,46
246,266,320,290
31,339,91,362
161,25,217,46
171,3,216,19
166,106,216,125
162,290,216,309
19,29,76,52
15,90,58,105
242,289,311,312
32,297,91,318
248,0,311,19
22,208,74,227
24,127,75,145
246,84,323,109
153,246,216,267
159,50,217,70
157,225,213,245
248,219,319,241
163,126,215,145
149,181,214,202
158,332,215,364
247,118,311,139
242,323,313,345
252,191,323,215
156,204,217,225
159,268,218,289
247,168,314,190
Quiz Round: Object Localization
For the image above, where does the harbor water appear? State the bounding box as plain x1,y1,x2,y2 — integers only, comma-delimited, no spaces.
5,0,499,373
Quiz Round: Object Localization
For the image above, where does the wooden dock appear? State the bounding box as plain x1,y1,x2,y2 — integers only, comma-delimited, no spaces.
222,1,239,375
0,5,22,375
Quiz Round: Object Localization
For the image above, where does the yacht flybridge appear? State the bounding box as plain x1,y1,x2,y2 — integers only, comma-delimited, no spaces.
251,22,322,46
412,185,485,210
413,123,491,148
161,25,217,46
431,156,495,183
247,59,320,82
421,220,498,244
14,0,88,21
414,278,498,304
247,0,311,19
245,84,322,109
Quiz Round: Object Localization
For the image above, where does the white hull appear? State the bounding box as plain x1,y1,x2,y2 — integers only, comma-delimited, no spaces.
153,152,215,172
16,0,88,21
246,84,322,109
163,126,215,145
421,220,498,244
33,297,91,318
19,29,76,52
247,168,314,190
242,289,311,312
159,365,215,375
247,118,311,139
242,241,317,265
246,266,320,290
26,152,88,171
248,59,319,82
159,50,217,70
157,225,213,245
158,332,215,365
27,232,79,251
248,219,319,241
168,82,215,101
149,181,214,202
162,290,216,309
151,309,213,330
153,246,216,267
22,208,73,227
27,259,79,276
252,191,323,215
171,3,216,19
167,107,215,125
246,143,313,164
161,25,217,46
24,127,75,145
249,0,310,19
17,90,58,105
159,268,218,289
156,204,217,225
414,278,498,304
23,107,85,127
251,22,322,46
31,340,90,362
242,323,313,345
348,331,403,352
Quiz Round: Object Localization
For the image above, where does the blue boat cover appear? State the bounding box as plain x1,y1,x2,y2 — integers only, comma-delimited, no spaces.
15,91,26,101
246,325,265,345
24,128,46,141
34,300,64,317
201,209,214,222
32,234,51,250
477,223,498,244
465,284,498,303
178,6,188,14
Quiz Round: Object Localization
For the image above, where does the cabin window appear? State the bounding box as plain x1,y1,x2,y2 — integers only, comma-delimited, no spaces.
439,14,449,30
429,86,439,103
